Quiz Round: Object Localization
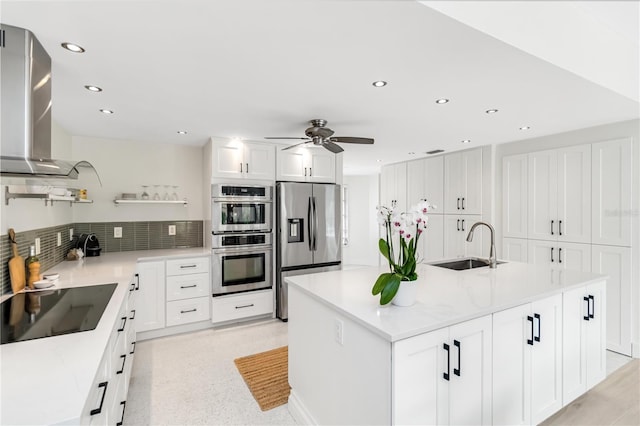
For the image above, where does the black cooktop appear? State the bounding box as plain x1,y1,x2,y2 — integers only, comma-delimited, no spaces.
1,283,117,345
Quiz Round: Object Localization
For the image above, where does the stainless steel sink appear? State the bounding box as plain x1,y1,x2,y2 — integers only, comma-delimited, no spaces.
429,257,505,271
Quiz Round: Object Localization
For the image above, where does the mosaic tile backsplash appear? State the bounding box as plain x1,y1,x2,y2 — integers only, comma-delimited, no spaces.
1,220,203,295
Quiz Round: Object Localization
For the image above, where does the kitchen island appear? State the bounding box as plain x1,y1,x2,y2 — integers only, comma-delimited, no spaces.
286,261,607,425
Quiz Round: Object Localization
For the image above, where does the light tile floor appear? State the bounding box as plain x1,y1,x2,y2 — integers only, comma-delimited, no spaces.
124,319,295,425
124,318,634,426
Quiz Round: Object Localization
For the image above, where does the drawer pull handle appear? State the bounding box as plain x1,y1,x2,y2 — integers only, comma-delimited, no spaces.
117,316,127,332
583,296,590,321
527,316,534,345
135,273,140,290
180,264,197,269
453,339,461,377
129,309,136,320
116,401,127,426
589,295,595,319
117,354,126,374
180,284,197,289
443,343,450,381
90,381,108,415
130,341,136,355
180,308,197,314
235,303,254,309
129,282,135,292
534,313,541,342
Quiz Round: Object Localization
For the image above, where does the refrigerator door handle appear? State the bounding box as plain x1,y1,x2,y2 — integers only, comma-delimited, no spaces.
312,196,318,251
307,196,313,251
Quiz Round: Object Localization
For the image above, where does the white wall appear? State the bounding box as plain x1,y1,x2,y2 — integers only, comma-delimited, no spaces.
70,136,204,223
342,174,380,267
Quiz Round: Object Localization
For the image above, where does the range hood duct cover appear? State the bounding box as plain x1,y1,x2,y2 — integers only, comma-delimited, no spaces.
0,23,101,183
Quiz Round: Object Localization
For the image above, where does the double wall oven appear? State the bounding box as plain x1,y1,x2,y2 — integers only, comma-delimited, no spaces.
211,183,273,296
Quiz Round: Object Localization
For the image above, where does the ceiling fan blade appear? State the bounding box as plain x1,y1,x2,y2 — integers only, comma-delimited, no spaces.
330,137,374,145
323,141,344,153
282,140,313,151
265,137,310,140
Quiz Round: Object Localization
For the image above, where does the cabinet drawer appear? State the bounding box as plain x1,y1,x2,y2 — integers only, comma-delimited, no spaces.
166,297,211,327
211,289,273,323
166,273,210,301
166,257,209,276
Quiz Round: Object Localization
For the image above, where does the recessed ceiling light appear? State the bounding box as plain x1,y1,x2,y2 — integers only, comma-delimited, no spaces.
376,159,382,163
177,130,188,135
461,139,471,144
519,126,531,130
372,81,387,87
99,109,114,114
84,85,102,92
485,109,499,114
61,42,85,53
435,98,449,104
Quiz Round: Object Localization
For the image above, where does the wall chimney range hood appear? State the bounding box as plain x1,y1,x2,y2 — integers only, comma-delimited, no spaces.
0,24,100,182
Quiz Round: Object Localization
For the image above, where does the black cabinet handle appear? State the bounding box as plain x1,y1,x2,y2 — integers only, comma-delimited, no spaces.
558,248,562,264
130,341,136,355
116,401,127,426
180,284,197,289
461,219,465,232
180,308,197,314
443,343,450,381
589,295,595,319
309,167,312,177
551,247,554,262
527,316,534,345
551,220,554,235
90,381,108,416
117,316,127,332
534,313,541,342
457,219,460,231
129,309,136,320
239,162,243,173
117,354,126,374
559,220,562,236
235,303,254,309
453,340,461,377
129,282,135,292
583,296,590,321
304,167,307,177
246,163,249,173
135,273,140,290
457,198,460,210
461,197,465,210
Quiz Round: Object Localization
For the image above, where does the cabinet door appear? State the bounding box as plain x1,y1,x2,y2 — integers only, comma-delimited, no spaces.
244,141,275,180
528,150,558,241
592,245,632,356
393,327,449,425
277,148,306,181
448,315,492,426
492,303,531,425
503,154,528,238
443,215,466,258
425,156,444,214
530,294,563,424
308,149,335,182
562,285,588,404
527,239,556,269
461,148,483,215
592,138,633,246
502,237,528,262
585,281,606,388
380,164,395,208
211,141,244,179
406,159,425,206
557,242,591,272
444,153,463,214
557,145,591,243
393,163,408,211
421,214,444,262
135,261,166,332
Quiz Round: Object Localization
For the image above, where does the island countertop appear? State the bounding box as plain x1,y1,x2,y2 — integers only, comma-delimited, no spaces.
286,261,606,342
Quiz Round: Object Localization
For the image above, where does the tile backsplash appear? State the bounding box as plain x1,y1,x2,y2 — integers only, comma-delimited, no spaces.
1,220,203,295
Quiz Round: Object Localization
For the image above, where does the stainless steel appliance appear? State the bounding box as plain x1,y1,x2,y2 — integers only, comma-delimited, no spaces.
211,183,272,233
276,182,342,320
212,233,272,296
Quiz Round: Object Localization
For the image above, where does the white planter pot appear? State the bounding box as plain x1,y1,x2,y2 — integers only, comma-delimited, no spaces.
392,280,417,307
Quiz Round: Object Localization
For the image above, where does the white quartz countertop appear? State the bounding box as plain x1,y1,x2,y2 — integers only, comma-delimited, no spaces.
0,248,210,425
286,261,607,342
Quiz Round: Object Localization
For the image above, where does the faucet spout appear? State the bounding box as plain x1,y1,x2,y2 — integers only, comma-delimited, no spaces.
466,221,497,268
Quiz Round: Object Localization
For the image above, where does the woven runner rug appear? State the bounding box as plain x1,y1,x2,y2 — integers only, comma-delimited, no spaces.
234,346,291,411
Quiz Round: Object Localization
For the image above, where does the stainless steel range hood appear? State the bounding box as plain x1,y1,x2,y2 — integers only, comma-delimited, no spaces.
0,24,100,182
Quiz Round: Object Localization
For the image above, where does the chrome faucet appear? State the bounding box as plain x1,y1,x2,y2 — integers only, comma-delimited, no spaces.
466,221,497,268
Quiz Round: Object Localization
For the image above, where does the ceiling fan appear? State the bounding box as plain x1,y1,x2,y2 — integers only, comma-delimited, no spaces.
265,119,374,153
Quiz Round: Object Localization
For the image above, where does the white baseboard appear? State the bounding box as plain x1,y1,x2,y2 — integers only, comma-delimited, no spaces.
632,342,640,359
136,320,213,341
288,389,317,425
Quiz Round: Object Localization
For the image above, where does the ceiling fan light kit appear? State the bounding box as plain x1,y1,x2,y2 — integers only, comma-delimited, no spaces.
265,119,374,154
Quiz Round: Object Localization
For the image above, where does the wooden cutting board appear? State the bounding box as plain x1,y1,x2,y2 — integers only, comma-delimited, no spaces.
8,228,26,293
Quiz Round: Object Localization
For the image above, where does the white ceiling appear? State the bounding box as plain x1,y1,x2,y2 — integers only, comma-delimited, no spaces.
2,0,638,175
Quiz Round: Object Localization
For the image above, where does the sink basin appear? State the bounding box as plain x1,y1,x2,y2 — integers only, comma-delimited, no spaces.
429,257,505,271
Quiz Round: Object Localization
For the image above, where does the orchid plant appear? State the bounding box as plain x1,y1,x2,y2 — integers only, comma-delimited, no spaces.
372,200,433,305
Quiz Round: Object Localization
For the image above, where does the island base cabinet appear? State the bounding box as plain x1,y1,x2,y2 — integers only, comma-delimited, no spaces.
562,281,607,405
135,261,166,332
393,315,492,425
492,293,563,425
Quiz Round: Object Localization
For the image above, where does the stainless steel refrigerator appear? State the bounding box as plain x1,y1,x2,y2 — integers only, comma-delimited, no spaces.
276,182,342,320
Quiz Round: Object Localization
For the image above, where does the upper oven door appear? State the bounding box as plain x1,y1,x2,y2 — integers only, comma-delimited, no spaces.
212,201,272,233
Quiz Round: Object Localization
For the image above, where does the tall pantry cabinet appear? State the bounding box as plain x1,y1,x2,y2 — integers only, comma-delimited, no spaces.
502,138,634,356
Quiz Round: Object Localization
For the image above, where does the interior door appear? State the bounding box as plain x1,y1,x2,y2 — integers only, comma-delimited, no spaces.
312,184,341,265
278,182,313,268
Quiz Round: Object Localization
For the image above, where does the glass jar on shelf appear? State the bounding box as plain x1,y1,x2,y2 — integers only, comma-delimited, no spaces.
171,186,179,201
141,185,150,200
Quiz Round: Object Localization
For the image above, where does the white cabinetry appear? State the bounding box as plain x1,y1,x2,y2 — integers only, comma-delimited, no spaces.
165,257,211,327
503,237,528,262
528,145,591,243
277,146,336,183
527,240,591,272
380,163,407,210
421,214,444,261
492,294,563,425
135,261,165,332
562,281,606,404
211,289,273,324
503,154,528,238
444,148,482,215
393,315,492,425
211,139,275,180
443,214,483,258
407,156,444,210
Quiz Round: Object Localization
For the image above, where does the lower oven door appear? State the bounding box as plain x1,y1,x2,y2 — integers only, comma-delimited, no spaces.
212,246,272,296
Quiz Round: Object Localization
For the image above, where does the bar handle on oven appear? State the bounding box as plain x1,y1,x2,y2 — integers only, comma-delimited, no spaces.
235,303,254,309
180,264,197,269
